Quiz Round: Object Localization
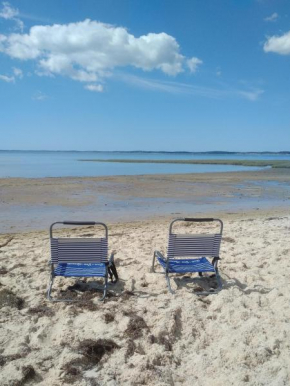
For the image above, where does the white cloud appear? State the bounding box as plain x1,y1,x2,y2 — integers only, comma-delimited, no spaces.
0,73,14,82
216,67,222,77
187,57,203,73
0,2,23,30
13,66,22,78
120,74,264,101
264,12,278,22
0,19,202,87
264,30,290,55
0,1,17,19
32,91,47,101
237,89,264,101
0,66,23,83
84,84,104,92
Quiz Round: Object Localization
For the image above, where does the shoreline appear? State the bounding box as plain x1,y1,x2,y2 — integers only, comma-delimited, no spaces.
1,207,289,238
0,168,290,234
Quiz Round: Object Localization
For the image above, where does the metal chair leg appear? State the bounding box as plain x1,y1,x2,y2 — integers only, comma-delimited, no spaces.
215,271,222,291
99,276,108,302
151,252,156,273
166,273,175,294
47,274,54,301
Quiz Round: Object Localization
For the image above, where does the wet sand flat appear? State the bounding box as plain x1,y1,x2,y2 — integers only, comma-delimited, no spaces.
0,168,290,233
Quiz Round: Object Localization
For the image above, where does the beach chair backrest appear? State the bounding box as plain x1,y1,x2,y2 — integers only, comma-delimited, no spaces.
168,218,223,259
50,221,108,264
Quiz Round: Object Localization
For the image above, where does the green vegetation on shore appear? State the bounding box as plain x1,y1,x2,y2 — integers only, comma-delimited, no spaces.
78,159,290,169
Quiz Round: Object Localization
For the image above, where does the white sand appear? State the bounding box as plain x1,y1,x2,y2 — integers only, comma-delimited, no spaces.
0,214,290,386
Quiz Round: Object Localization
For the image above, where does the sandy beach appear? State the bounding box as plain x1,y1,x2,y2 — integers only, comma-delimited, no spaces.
0,209,290,385
0,168,290,385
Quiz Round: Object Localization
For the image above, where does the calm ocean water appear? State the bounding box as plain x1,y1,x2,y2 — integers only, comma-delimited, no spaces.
0,150,289,178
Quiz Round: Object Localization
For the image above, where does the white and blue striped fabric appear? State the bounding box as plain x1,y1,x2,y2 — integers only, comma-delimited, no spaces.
157,256,215,273
54,263,106,277
159,233,222,274
168,234,221,259
50,237,108,278
51,238,108,264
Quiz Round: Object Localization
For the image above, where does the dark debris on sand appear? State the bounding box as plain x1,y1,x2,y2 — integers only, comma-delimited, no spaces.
103,312,115,323
0,288,24,310
63,339,120,383
78,339,119,363
125,313,149,339
28,305,55,317
7,365,37,386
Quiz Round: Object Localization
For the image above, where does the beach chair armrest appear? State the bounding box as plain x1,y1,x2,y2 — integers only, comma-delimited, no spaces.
154,250,165,260
152,250,165,272
212,256,221,270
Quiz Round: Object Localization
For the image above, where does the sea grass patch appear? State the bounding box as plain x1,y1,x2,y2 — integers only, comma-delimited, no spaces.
125,314,149,339
103,312,115,323
0,353,22,367
20,365,36,384
63,339,120,382
68,299,99,314
0,288,24,309
78,339,119,363
28,305,55,317
223,237,236,243
157,331,172,351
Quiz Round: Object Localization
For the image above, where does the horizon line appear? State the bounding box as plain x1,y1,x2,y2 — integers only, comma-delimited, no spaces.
0,149,290,154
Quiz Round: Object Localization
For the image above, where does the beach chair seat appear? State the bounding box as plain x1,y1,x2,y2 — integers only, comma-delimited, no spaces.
47,221,118,302
54,263,107,277
156,256,215,273
152,218,223,294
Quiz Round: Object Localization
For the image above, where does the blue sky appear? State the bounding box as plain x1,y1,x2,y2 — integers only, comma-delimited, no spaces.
0,0,289,151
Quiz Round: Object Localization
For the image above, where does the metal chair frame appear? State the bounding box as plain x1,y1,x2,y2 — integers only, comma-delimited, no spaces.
152,218,223,295
47,221,115,302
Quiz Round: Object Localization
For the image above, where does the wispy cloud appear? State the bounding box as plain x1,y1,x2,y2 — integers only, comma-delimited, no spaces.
84,84,104,92
0,1,23,30
264,12,278,22
18,12,53,24
0,66,23,83
32,91,48,101
237,89,264,101
0,73,14,82
119,74,264,101
187,57,203,73
13,67,23,78
216,67,222,77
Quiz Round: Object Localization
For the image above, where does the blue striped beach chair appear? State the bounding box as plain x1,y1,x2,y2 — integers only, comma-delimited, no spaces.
152,218,223,295
47,221,118,302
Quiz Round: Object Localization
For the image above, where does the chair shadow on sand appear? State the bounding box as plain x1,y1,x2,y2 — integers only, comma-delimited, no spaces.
171,273,273,295
54,272,273,301
54,277,127,302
